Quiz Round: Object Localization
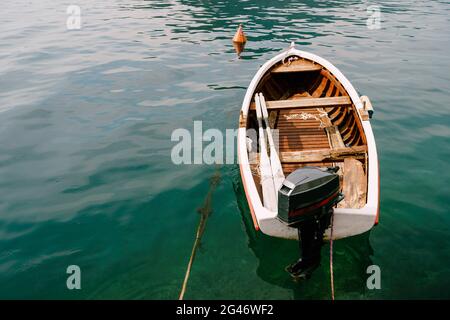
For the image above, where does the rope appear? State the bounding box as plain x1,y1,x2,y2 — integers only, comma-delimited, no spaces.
178,224,202,300
179,170,221,300
329,212,335,300
282,42,297,65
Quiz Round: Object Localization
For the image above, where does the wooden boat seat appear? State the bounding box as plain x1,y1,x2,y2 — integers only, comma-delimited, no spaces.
280,146,367,163
249,96,351,110
271,59,322,73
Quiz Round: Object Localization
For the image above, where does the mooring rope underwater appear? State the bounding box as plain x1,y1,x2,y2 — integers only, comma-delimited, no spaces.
329,212,335,300
179,169,221,300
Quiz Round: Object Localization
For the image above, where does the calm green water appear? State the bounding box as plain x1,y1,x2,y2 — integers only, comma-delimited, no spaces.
1,0,449,299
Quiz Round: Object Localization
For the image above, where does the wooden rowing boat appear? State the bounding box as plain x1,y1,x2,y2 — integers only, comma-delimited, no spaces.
238,43,379,243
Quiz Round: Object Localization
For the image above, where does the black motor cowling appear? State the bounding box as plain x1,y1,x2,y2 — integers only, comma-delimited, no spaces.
278,167,341,225
277,167,343,279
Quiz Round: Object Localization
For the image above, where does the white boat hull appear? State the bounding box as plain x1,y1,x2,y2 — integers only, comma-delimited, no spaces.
238,47,379,240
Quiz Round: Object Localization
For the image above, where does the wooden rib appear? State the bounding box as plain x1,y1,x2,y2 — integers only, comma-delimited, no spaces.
347,130,360,146
329,106,340,114
334,110,349,126
271,59,322,73
342,115,358,140
308,74,325,93
320,81,331,97
343,123,358,143
326,83,335,97
280,146,367,163
340,115,355,137
351,109,367,145
344,124,358,144
333,83,342,96
249,96,351,110
328,108,341,120
312,78,329,97
320,69,347,96
331,87,338,97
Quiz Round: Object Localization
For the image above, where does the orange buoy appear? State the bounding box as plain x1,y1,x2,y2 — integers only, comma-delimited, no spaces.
232,24,247,44
232,24,247,57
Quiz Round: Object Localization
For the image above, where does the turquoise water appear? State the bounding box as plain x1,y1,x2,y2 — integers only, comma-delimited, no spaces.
0,0,449,299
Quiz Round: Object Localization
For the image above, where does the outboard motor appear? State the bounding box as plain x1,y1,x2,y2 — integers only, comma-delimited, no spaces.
278,167,343,279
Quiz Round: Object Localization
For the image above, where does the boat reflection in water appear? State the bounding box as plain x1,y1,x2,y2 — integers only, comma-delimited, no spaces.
233,176,375,299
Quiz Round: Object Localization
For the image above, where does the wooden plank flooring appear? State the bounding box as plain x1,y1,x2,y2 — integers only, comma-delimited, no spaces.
276,108,329,152
276,107,331,175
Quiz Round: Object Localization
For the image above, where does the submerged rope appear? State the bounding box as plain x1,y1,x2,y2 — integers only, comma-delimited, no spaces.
329,212,335,301
179,170,221,300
